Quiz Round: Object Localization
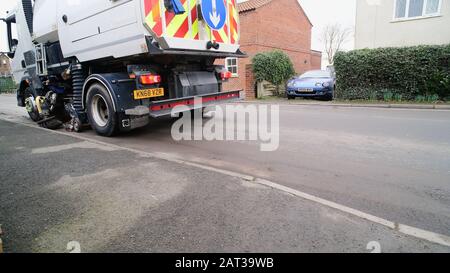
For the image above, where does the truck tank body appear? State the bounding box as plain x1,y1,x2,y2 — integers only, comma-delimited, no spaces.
32,0,59,44
30,0,240,62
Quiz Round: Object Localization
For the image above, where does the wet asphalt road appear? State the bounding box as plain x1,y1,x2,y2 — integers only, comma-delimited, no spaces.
0,94,449,252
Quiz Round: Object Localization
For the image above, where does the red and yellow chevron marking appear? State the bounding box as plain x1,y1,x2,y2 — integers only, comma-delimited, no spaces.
165,0,190,38
144,0,239,43
190,0,200,40
229,0,239,44
145,0,163,37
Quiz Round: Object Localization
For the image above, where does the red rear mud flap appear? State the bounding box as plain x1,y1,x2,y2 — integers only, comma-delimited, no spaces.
149,90,242,118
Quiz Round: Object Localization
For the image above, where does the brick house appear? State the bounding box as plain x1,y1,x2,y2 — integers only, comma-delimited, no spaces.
0,53,12,77
218,0,322,99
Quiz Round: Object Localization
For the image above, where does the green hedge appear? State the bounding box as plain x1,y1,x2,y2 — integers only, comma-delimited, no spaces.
334,44,450,101
0,77,17,93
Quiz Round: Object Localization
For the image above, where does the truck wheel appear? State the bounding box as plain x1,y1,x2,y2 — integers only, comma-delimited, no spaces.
24,88,41,122
86,84,118,137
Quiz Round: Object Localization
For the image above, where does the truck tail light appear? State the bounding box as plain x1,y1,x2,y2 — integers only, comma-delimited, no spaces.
220,71,232,80
140,74,162,85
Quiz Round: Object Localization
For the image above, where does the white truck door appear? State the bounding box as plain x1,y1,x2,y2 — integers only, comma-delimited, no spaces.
9,2,35,83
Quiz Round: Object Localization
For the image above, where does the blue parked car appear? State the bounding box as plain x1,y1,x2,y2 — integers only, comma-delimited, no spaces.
286,70,335,101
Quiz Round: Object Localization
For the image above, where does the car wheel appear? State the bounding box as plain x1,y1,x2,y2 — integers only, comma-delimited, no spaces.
86,84,118,137
287,95,295,100
324,93,333,101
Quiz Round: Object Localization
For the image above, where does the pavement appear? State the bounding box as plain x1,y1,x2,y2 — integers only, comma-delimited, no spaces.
0,94,449,253
242,98,450,110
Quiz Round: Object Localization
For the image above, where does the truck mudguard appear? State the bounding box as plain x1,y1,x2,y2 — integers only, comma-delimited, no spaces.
82,73,140,114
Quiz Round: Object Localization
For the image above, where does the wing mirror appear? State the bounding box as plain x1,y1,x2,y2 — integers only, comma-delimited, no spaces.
7,39,18,59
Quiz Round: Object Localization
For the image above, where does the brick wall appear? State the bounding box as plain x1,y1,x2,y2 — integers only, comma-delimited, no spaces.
311,50,323,70
244,64,256,99
217,0,322,99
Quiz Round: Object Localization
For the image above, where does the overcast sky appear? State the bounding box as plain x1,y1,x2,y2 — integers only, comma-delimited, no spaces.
299,0,356,52
0,0,17,53
0,0,356,54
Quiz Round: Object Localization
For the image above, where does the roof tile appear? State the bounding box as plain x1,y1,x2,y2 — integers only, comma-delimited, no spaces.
238,0,273,13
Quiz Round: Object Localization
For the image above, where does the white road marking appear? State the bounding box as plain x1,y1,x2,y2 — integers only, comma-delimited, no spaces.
254,178,396,229
398,224,450,247
32,141,118,154
1,116,450,248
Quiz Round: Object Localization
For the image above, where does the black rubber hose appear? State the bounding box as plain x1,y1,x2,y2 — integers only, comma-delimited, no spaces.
22,0,33,34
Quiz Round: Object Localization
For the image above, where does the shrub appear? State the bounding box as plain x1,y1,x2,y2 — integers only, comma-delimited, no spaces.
384,92,394,102
252,50,295,95
0,77,17,93
415,95,426,103
334,44,450,101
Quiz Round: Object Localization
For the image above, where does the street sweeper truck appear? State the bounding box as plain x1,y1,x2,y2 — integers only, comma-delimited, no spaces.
2,0,243,135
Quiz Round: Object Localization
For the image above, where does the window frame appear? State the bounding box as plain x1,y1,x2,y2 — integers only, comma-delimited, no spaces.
393,0,442,21
225,57,239,78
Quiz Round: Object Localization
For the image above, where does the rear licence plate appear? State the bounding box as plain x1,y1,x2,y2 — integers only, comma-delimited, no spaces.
298,89,314,93
134,88,164,100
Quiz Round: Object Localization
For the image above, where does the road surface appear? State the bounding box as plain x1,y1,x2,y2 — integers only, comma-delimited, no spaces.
0,94,449,252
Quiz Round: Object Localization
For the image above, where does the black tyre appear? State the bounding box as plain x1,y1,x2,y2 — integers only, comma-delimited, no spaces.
86,84,118,137
39,117,63,130
287,95,295,100
24,87,41,122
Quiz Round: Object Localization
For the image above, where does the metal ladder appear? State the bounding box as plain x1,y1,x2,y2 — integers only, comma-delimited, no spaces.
35,43,47,76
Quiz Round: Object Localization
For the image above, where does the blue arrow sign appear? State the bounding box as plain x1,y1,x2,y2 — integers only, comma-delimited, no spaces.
201,0,227,30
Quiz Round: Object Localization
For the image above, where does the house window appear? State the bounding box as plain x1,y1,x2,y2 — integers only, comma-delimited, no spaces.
395,0,407,18
225,58,238,77
426,0,440,14
394,0,441,19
